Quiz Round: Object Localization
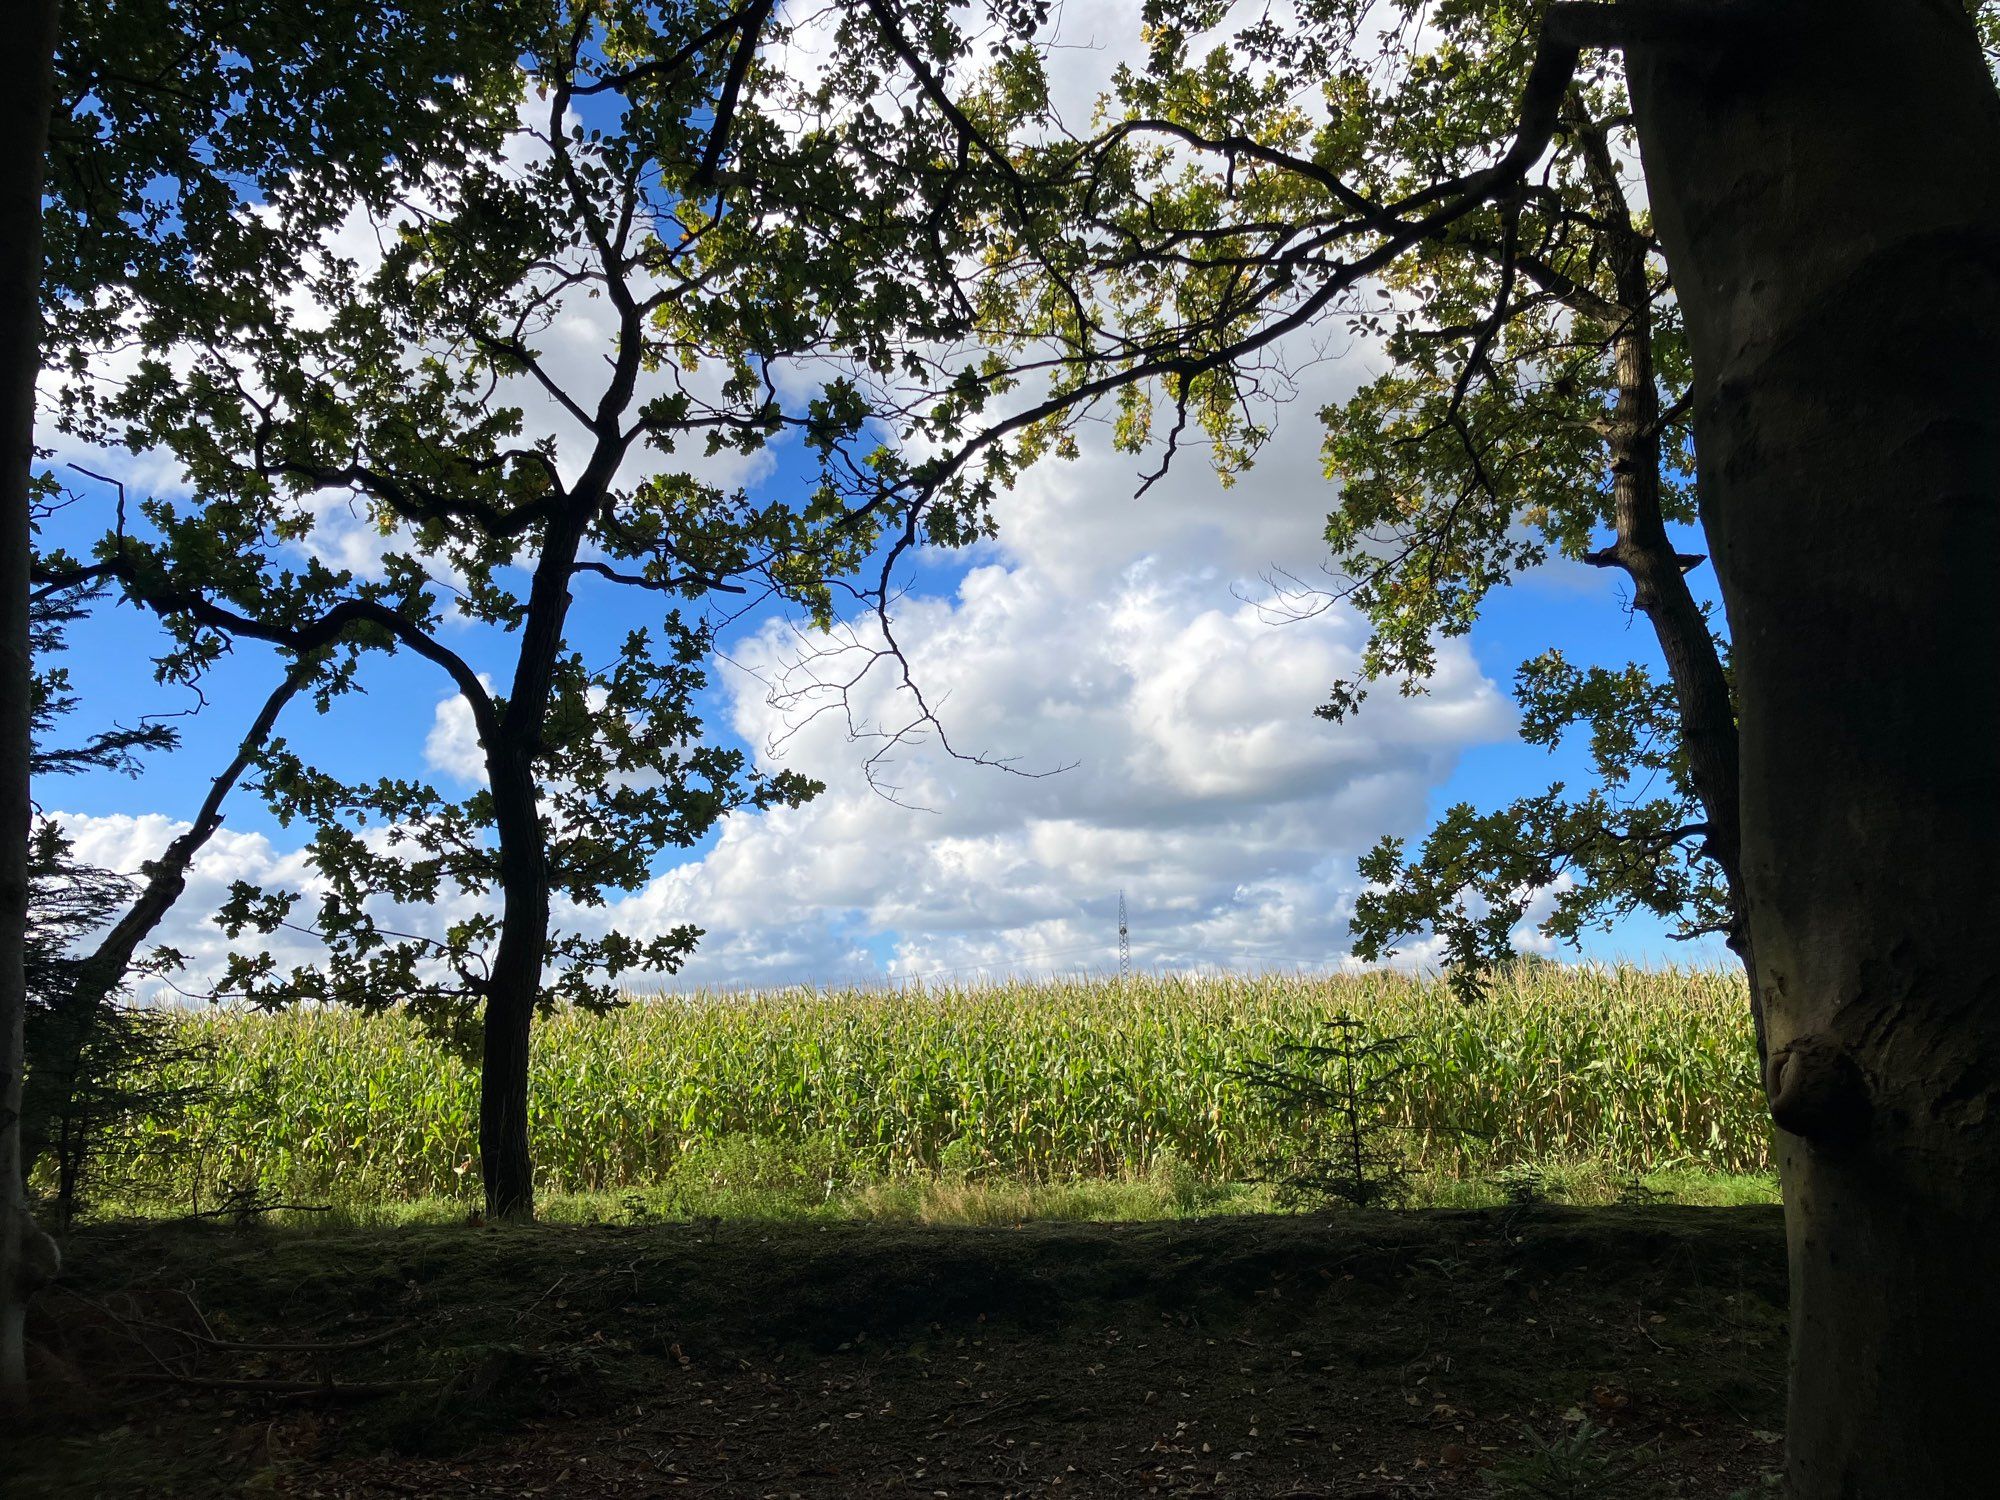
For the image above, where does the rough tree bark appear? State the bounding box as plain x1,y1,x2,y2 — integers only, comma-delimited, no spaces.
2,0,61,1402
477,506,590,1221
1627,2,2000,1491
479,735,554,1222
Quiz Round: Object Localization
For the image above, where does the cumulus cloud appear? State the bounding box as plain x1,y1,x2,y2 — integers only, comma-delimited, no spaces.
424,680,491,783
51,806,512,1003
50,814,327,998
39,10,1530,996
586,561,1506,986
548,379,1513,987
51,349,1516,995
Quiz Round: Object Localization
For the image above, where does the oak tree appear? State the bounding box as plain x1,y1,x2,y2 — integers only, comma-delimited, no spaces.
43,0,985,1220
6,0,557,1373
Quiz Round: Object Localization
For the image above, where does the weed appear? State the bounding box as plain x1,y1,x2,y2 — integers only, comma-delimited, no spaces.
1496,1162,1552,1208
1490,1419,1648,1498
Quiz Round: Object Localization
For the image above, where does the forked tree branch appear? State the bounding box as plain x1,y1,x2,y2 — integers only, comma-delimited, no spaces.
30,558,502,752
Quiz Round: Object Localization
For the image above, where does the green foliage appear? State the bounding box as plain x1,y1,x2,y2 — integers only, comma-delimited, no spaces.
1120,3,1729,986
1492,1160,1549,1208
658,1131,853,1218
45,0,540,420
23,589,208,1224
1237,1013,1418,1208
27,582,177,779
75,967,1770,1213
46,2,1007,1031
864,0,1750,994
19,822,213,1226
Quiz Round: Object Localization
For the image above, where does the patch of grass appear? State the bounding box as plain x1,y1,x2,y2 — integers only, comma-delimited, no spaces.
224,1160,1776,1232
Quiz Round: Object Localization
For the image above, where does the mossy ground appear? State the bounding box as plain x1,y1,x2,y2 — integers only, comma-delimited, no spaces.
18,1205,1786,1498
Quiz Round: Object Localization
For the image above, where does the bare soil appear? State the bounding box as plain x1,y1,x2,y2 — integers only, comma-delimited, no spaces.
16,1206,1788,1498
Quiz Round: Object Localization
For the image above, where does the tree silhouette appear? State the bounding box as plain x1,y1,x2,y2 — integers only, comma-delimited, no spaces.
35,0,986,1218
5,0,550,1397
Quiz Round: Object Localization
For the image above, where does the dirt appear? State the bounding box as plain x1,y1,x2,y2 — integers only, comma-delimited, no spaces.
15,1206,1788,1498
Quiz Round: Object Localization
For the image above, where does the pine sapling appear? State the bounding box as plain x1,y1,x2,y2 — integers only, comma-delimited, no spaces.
1237,1012,1417,1209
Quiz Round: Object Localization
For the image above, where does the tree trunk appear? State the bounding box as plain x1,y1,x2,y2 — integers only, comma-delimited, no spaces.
1,0,61,1402
22,669,303,1206
478,739,548,1221
1628,4,2000,1492
474,504,586,1222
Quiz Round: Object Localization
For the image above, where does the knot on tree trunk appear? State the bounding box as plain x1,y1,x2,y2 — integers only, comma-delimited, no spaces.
1765,1033,1870,1145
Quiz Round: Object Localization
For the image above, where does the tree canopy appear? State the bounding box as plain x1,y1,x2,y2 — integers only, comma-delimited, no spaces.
30,0,1041,1214
763,1,1736,999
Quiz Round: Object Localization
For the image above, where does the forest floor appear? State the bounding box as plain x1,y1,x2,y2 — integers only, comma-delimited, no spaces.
16,1206,1788,1499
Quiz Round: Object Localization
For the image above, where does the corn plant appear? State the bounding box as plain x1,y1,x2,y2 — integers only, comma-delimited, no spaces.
70,965,1768,1214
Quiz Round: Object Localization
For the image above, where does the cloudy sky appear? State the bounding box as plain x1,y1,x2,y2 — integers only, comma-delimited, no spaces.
36,3,1727,997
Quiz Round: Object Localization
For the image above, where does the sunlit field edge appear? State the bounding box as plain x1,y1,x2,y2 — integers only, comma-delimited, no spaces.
73,963,1777,1224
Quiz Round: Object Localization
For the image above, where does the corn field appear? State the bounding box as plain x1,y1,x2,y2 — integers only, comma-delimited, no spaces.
92,965,1768,1212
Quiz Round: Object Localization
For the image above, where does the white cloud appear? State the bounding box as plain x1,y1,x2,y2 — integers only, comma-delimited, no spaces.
586,561,1505,986
50,806,510,1004
541,379,1514,988
51,814,326,999
51,347,1517,997
424,680,491,783
39,12,1534,997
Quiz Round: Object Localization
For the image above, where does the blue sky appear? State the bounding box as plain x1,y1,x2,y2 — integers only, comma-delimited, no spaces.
34,4,1736,993
37,390,1735,993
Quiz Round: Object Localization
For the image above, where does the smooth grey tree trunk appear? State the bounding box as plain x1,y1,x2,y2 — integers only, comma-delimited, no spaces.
1,0,61,1402
1628,3,2000,1491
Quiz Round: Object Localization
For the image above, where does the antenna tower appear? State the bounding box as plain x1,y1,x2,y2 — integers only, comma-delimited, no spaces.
1118,890,1130,980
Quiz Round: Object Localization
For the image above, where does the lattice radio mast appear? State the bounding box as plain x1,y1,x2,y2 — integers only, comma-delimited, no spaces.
1118,889,1130,980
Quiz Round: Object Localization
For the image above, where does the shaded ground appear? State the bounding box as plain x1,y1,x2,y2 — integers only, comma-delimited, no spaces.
17,1207,1787,1498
